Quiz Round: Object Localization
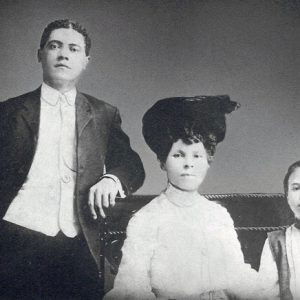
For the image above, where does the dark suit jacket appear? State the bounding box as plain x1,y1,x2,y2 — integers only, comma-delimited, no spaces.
0,87,145,267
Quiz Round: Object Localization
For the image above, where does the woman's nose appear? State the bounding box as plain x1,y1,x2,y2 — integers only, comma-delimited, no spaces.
184,157,194,168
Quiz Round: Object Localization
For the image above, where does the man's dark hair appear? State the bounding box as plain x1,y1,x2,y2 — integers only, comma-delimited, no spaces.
283,160,300,197
40,19,91,56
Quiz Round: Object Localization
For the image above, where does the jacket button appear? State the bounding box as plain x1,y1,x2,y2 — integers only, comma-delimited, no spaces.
62,174,71,183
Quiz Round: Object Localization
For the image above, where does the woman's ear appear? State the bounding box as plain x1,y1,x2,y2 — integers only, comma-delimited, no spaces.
207,155,214,165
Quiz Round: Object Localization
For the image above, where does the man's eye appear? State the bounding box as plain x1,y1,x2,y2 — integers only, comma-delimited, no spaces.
49,44,58,50
70,47,79,52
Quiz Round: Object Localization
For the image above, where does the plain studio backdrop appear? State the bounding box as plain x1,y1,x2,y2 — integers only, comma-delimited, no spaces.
0,0,299,195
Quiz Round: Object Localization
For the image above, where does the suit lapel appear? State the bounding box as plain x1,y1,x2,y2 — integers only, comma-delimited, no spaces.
19,89,94,145
76,92,93,137
19,87,41,140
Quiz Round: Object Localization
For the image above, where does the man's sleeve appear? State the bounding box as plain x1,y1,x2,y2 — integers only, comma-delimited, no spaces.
104,108,145,195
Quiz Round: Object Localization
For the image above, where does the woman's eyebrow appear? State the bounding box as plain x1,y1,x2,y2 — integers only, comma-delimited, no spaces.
175,150,185,155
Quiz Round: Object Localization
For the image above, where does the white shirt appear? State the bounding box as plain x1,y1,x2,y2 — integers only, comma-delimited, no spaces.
258,225,300,299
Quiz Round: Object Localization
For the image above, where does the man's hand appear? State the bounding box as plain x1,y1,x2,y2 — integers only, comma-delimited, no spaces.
88,177,119,219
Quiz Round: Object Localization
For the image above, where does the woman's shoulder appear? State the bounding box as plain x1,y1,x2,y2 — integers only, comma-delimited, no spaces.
199,195,234,226
127,194,168,229
134,193,168,216
200,195,229,214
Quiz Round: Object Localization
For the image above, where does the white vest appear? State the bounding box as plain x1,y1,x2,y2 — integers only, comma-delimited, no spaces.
3,83,79,237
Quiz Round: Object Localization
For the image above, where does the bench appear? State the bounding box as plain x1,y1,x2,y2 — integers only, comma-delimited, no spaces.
98,193,294,295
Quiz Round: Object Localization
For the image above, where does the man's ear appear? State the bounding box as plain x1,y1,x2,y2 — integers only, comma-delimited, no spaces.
37,49,42,63
83,56,90,70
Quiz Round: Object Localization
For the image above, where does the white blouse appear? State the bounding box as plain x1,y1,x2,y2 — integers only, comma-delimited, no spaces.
258,225,300,299
105,186,258,300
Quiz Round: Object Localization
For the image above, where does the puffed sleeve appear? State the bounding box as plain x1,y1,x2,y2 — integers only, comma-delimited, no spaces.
213,206,260,299
104,207,157,300
257,238,280,299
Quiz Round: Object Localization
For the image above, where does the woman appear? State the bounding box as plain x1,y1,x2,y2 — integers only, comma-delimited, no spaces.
258,161,300,299
105,95,258,300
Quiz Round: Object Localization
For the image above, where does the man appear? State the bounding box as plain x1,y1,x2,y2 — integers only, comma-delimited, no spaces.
0,19,145,299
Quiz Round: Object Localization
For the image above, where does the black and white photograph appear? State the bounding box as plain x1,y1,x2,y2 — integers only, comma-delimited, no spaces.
0,0,299,299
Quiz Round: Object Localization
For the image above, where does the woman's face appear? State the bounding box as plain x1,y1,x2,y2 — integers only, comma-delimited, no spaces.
162,139,209,192
287,167,300,219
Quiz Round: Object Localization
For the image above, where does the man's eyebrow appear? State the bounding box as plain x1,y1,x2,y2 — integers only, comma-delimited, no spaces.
69,43,82,48
47,40,82,48
46,40,62,46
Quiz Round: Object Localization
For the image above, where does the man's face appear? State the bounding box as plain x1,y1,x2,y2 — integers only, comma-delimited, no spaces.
38,28,89,88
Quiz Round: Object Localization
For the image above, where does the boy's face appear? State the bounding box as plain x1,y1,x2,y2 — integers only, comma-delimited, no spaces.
287,167,300,219
162,139,209,192
38,28,89,88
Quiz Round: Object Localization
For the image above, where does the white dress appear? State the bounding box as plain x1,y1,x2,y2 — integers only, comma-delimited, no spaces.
105,185,258,300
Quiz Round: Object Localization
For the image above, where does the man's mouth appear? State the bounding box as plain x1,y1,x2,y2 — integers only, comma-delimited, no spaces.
55,64,70,69
181,174,195,177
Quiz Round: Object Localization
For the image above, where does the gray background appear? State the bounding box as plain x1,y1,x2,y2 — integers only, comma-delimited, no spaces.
0,0,299,195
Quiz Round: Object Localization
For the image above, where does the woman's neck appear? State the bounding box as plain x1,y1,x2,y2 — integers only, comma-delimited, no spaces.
164,182,200,207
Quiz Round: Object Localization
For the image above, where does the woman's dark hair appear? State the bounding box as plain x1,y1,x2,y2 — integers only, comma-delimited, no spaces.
283,160,300,197
155,125,216,164
142,95,239,164
40,19,91,56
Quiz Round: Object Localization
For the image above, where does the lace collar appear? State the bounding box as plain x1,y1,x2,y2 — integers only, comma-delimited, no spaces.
163,183,202,207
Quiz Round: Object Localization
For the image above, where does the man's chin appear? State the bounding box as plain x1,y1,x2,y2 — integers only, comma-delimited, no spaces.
45,76,76,86
51,74,74,82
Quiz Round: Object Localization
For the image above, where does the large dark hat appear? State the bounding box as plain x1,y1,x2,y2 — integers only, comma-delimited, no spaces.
142,95,240,159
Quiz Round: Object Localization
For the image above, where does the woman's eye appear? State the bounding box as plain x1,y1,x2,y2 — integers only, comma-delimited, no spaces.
173,153,181,158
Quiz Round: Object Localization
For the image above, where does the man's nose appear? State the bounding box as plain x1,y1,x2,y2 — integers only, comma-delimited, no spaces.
57,47,69,60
